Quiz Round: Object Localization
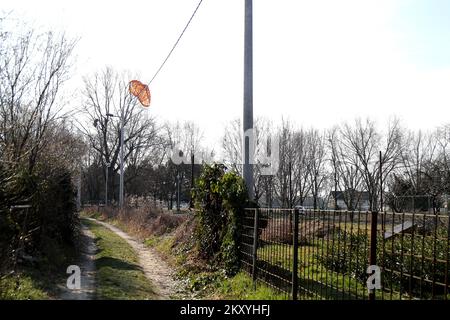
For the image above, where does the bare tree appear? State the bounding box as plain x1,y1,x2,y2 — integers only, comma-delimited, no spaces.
221,117,272,204
0,24,76,172
78,67,160,202
274,120,312,208
398,130,437,193
307,129,328,209
165,120,210,163
327,126,364,211
222,119,242,174
339,118,404,211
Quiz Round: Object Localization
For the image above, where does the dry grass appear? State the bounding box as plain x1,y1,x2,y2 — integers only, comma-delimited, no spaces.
260,218,341,245
83,203,188,241
172,215,197,247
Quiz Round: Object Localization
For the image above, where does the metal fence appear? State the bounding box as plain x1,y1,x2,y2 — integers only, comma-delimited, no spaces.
240,208,450,300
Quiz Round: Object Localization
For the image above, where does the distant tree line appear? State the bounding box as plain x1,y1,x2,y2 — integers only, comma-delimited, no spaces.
79,93,449,214
221,118,450,213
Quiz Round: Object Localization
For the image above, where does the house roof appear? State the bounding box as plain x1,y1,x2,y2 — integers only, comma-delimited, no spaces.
330,190,370,201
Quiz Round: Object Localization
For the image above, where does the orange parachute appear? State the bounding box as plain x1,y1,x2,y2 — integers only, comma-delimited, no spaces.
129,80,151,107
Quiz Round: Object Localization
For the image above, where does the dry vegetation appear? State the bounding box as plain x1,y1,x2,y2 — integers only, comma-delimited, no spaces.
82,198,202,271
84,204,188,240
260,218,341,245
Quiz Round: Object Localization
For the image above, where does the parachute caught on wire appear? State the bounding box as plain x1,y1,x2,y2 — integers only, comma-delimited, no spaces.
129,80,151,107
128,0,204,107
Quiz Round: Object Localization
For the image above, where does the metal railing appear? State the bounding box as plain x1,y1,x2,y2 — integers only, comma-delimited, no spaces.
240,208,450,300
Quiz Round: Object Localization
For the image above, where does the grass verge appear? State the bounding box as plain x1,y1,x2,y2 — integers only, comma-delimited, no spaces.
0,243,78,300
82,209,286,300
83,218,156,300
0,272,51,299
144,233,287,300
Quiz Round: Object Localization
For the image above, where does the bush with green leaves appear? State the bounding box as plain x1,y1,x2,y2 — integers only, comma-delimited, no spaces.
192,164,250,275
0,164,78,274
380,226,449,298
315,231,369,284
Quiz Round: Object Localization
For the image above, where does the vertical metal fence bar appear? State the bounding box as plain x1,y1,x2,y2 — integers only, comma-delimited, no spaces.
356,210,361,299
369,210,378,301
337,210,342,299
432,213,438,299
292,208,299,300
399,212,405,299
320,210,326,300
420,213,426,299
326,209,332,299
331,210,337,299
314,209,320,299
409,212,415,300
287,209,291,295
278,209,281,277
252,208,259,283
446,214,450,300
390,212,396,300
308,209,314,297
311,208,317,299
381,212,386,301
288,209,292,295
348,211,354,297
342,210,348,300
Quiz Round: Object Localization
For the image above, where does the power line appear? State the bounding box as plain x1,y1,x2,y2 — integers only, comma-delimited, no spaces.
148,0,204,85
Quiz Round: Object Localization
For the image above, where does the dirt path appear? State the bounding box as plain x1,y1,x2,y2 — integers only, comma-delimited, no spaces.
87,218,185,300
59,224,96,300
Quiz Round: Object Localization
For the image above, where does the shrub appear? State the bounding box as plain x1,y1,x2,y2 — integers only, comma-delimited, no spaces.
0,164,79,275
192,164,250,275
316,231,369,284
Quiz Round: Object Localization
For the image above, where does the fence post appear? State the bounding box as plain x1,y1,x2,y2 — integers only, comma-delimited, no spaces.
368,210,378,301
252,208,259,282
292,208,299,300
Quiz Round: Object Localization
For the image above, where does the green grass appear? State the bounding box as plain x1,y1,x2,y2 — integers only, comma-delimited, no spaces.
83,219,156,300
257,243,402,300
0,240,79,300
143,232,286,300
214,272,287,300
80,210,104,220
0,272,51,300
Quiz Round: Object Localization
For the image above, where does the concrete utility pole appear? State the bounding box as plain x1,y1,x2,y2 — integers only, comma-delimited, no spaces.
243,0,254,200
119,108,125,207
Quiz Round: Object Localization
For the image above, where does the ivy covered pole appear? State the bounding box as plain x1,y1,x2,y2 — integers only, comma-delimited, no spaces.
243,0,254,199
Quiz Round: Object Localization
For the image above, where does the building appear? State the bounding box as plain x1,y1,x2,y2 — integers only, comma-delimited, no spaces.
328,190,371,211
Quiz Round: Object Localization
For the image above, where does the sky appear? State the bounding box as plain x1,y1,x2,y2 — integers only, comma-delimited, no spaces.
2,0,450,148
